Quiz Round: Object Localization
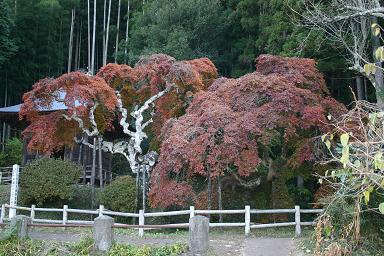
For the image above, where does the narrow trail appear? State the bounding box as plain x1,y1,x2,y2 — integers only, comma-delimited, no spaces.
28,231,304,256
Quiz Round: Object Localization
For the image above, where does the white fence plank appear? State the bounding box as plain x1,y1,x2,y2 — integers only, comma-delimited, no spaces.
101,209,139,218
195,209,245,214
66,209,98,214
250,209,295,214
251,222,296,229
210,223,245,227
144,210,190,217
300,209,323,213
1,204,322,235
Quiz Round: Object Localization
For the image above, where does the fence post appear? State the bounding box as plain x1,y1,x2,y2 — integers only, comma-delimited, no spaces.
245,205,250,236
99,205,104,217
0,171,2,184
9,164,20,219
190,206,195,219
0,204,5,223
295,205,301,236
189,216,210,255
139,209,144,237
10,215,31,238
93,215,114,251
63,205,68,226
30,205,35,223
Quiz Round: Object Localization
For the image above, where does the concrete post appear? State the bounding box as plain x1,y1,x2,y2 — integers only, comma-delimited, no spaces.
9,164,20,219
138,209,144,237
295,205,301,237
0,204,5,223
93,215,114,251
10,215,31,238
99,205,105,217
30,205,35,224
189,215,209,256
245,205,250,236
190,206,195,219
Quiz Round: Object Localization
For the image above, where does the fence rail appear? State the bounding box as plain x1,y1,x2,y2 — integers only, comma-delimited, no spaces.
0,204,323,237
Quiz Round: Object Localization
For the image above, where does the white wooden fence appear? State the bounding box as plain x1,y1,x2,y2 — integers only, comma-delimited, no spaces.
0,204,323,237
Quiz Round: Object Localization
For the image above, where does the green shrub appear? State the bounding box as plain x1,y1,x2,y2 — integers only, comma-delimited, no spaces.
108,243,187,256
0,138,22,167
100,176,137,213
0,185,10,205
19,158,81,206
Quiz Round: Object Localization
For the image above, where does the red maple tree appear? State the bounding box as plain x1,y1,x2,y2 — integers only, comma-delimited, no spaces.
149,55,346,209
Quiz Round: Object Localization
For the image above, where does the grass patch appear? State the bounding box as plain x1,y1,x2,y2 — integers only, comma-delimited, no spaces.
0,236,188,256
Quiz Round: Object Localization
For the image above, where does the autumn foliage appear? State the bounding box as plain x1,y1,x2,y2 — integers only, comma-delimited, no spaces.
20,54,217,154
149,55,346,208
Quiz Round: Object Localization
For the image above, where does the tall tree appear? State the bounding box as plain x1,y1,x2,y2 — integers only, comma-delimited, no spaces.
67,8,75,73
20,53,218,209
149,55,346,209
115,0,121,63
300,0,384,103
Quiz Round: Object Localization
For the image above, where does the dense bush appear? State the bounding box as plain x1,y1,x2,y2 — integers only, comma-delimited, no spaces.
0,138,22,167
100,176,137,213
68,185,101,209
19,158,81,206
0,185,10,205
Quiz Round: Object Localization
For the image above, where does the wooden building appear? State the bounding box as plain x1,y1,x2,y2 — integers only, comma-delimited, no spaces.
0,103,112,186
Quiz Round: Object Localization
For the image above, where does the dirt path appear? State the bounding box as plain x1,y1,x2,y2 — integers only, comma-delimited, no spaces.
243,237,302,256
28,231,304,256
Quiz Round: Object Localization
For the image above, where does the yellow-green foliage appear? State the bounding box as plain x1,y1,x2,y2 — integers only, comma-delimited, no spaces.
100,176,137,213
20,158,81,206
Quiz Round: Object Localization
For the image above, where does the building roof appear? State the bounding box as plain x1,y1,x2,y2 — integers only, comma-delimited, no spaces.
0,92,81,114
0,101,69,114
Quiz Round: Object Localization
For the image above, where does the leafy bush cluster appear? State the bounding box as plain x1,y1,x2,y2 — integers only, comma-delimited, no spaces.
0,236,187,256
100,176,137,213
20,158,81,206
0,138,22,167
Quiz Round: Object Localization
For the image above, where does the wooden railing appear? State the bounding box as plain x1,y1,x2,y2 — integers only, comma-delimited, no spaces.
0,204,323,237
0,166,23,184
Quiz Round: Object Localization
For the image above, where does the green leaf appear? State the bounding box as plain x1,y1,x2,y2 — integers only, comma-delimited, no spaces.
321,134,327,142
324,226,331,237
364,190,370,204
379,203,384,214
340,146,350,167
340,133,349,147
325,140,331,149
369,113,378,125
364,63,377,76
374,152,384,170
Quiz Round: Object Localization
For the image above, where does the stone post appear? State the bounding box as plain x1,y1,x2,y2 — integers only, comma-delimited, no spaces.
9,164,20,219
93,215,114,251
10,215,31,238
189,215,209,256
